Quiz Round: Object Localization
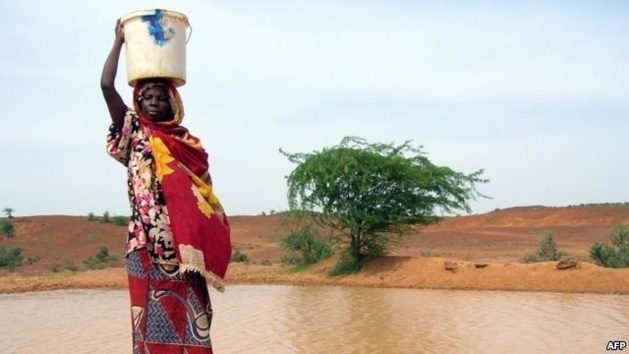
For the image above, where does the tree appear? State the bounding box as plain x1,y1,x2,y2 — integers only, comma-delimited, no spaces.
280,136,488,267
1,220,15,238
3,207,14,219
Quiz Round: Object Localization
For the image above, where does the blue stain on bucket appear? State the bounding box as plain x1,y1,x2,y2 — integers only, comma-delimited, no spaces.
141,9,175,46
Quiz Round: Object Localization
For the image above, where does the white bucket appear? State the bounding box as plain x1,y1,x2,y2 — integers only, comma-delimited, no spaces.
120,9,191,87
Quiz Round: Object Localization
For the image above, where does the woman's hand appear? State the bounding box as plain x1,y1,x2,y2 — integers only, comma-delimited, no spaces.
114,18,125,44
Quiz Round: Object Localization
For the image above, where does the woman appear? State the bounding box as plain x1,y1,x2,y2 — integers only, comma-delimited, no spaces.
101,20,231,354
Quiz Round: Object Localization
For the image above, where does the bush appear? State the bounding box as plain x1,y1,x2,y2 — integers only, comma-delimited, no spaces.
281,226,332,265
522,231,567,263
50,259,79,273
590,224,629,268
260,259,272,266
83,246,118,270
112,215,129,226
231,249,249,263
1,219,15,237
87,212,95,221
102,211,111,223
329,250,363,276
0,246,23,270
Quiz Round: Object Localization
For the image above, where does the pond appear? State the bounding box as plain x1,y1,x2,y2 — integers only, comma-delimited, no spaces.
0,286,627,353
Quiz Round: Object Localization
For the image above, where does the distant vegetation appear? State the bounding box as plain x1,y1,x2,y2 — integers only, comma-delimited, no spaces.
575,202,629,208
590,224,629,268
231,248,249,263
492,202,629,213
3,207,14,218
86,212,128,225
1,219,15,237
83,246,119,269
522,231,569,263
0,245,23,271
281,225,332,266
111,215,129,226
48,246,122,273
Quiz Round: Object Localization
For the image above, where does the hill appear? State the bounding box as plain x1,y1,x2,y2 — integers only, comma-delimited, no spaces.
1,205,628,294
2,205,628,276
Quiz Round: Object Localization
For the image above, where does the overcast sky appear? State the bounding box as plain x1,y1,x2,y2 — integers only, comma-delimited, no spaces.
1,1,627,217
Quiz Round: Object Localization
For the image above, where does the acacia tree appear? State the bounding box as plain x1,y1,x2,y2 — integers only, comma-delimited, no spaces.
280,136,488,266
3,207,14,219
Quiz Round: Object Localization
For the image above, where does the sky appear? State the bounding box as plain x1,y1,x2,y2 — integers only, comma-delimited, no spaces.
1,1,628,217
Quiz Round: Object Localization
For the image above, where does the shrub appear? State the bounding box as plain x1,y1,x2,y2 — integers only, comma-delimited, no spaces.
261,259,272,266
329,250,363,276
83,246,118,270
590,224,629,268
1,219,15,237
522,231,567,263
112,215,129,226
231,250,249,263
102,211,111,223
0,246,23,270
281,226,332,265
51,259,79,273
87,212,95,221
25,255,41,265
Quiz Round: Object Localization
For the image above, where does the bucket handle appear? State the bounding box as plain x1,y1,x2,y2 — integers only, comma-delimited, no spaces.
186,24,192,44
184,16,192,44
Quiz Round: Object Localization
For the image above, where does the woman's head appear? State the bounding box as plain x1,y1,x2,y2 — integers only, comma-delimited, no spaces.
133,80,184,123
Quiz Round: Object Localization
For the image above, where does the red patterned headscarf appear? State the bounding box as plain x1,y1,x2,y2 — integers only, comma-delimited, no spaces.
133,80,231,291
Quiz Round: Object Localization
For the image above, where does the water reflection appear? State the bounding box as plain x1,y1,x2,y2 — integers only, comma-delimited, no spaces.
0,286,627,353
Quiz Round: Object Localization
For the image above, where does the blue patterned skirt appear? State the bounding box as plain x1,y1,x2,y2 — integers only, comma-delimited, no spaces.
126,249,214,353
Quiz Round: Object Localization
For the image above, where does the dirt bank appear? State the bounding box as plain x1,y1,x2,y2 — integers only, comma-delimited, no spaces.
1,256,628,295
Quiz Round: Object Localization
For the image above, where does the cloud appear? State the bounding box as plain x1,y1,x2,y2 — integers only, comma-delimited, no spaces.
0,1,627,216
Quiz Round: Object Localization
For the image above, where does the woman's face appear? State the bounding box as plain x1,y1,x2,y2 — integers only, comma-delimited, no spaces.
139,86,173,122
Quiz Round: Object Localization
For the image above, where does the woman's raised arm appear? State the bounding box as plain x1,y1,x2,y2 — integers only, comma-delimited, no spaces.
101,19,127,130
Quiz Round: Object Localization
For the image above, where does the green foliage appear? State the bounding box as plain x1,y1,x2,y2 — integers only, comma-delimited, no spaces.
87,212,95,221
590,224,629,268
231,249,249,263
50,259,79,273
1,219,15,237
83,246,118,270
280,136,488,266
102,211,111,223
0,246,23,270
281,226,332,265
112,215,129,226
3,207,14,218
329,250,363,276
522,231,567,263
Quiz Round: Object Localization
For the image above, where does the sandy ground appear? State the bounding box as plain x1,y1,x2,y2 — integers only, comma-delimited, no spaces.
1,205,628,294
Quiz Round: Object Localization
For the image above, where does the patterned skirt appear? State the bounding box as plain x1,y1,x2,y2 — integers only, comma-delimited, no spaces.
126,249,214,354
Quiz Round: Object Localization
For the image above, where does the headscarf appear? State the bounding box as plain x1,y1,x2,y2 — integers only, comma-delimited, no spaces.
133,80,231,291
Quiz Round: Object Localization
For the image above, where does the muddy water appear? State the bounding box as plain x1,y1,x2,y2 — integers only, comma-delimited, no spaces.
0,286,627,353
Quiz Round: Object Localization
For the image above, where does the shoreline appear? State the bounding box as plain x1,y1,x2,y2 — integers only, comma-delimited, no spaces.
1,256,628,295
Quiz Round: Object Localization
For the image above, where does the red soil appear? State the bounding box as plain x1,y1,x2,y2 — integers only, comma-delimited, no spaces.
1,205,628,294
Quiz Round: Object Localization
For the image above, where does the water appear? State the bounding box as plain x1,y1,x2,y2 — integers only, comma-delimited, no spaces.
0,286,627,353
